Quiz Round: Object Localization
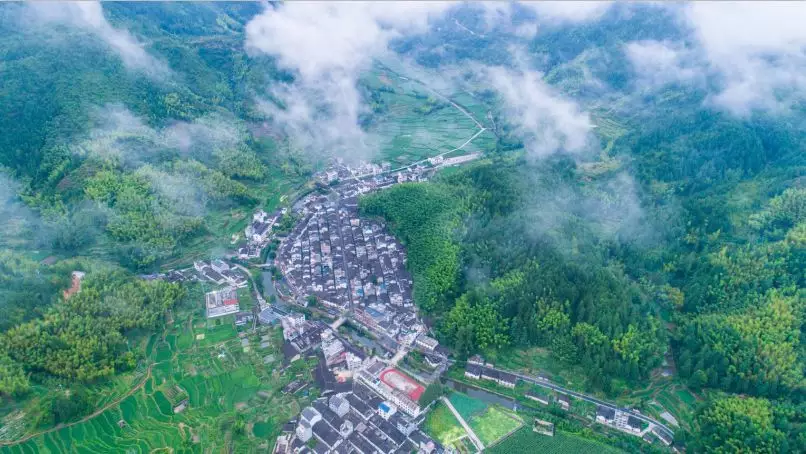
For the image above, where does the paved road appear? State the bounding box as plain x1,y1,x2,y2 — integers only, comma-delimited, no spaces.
350,127,486,180
482,365,675,441
441,396,484,452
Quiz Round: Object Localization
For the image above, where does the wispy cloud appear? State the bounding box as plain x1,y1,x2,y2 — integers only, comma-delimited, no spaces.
481,63,594,159
626,40,704,91
76,104,244,168
626,2,806,116
26,1,170,80
245,2,452,160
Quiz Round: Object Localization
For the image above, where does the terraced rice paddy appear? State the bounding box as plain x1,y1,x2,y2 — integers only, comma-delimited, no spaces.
487,427,625,454
1,294,311,453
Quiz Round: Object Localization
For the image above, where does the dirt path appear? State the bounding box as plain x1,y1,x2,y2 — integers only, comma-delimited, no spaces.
2,363,156,447
441,396,484,452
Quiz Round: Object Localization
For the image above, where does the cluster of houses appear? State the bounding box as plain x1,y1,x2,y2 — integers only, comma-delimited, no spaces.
239,209,283,259
275,385,442,454
463,356,674,447
596,407,672,446
271,305,443,454
355,359,425,418
315,159,392,184
463,356,517,389
194,260,248,288
141,258,248,288
275,166,435,347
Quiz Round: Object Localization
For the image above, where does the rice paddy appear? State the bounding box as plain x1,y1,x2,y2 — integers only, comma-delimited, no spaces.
1,291,312,453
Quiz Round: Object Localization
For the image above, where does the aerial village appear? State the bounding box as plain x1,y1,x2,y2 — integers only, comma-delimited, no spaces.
143,156,676,453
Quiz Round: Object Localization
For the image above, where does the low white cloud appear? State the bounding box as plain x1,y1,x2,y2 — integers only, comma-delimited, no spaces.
479,1,611,35
626,40,704,90
628,2,806,116
77,104,244,167
27,1,170,79
483,65,594,158
685,2,806,115
522,1,612,23
245,2,452,160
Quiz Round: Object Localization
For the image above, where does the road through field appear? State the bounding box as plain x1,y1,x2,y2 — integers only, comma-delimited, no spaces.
441,396,484,452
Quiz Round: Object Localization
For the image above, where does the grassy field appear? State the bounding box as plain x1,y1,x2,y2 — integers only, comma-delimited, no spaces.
361,65,496,168
487,427,625,454
448,392,487,421
469,406,523,447
423,402,468,449
1,285,313,453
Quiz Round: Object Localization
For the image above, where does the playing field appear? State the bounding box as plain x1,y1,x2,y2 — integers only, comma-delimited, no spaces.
448,391,488,421
380,368,425,401
470,406,523,446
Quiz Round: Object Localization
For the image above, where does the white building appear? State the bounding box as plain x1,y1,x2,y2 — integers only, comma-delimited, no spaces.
346,352,364,371
415,334,439,351
211,259,229,273
329,394,349,418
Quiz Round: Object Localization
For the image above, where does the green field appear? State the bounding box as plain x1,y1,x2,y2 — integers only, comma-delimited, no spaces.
448,392,487,421
470,406,523,446
487,427,625,454
0,286,312,453
445,392,523,447
423,402,468,448
361,65,496,168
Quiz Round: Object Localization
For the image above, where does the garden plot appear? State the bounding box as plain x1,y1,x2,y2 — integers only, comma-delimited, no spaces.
423,402,469,451
447,392,523,447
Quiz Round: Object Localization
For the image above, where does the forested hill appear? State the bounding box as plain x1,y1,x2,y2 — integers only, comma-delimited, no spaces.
0,3,306,272
360,5,805,450
0,2,304,413
0,2,804,452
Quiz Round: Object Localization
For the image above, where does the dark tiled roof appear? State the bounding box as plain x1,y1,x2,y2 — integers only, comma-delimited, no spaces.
597,406,616,420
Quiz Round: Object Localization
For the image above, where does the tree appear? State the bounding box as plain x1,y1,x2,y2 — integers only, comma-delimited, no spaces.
418,383,443,407
0,352,29,397
694,396,785,453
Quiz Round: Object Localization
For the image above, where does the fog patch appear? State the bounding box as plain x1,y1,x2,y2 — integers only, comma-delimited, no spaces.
480,63,595,159
25,1,171,80
245,2,453,162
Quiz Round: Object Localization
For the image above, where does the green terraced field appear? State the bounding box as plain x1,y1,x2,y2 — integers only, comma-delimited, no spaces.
362,66,495,167
1,291,312,453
